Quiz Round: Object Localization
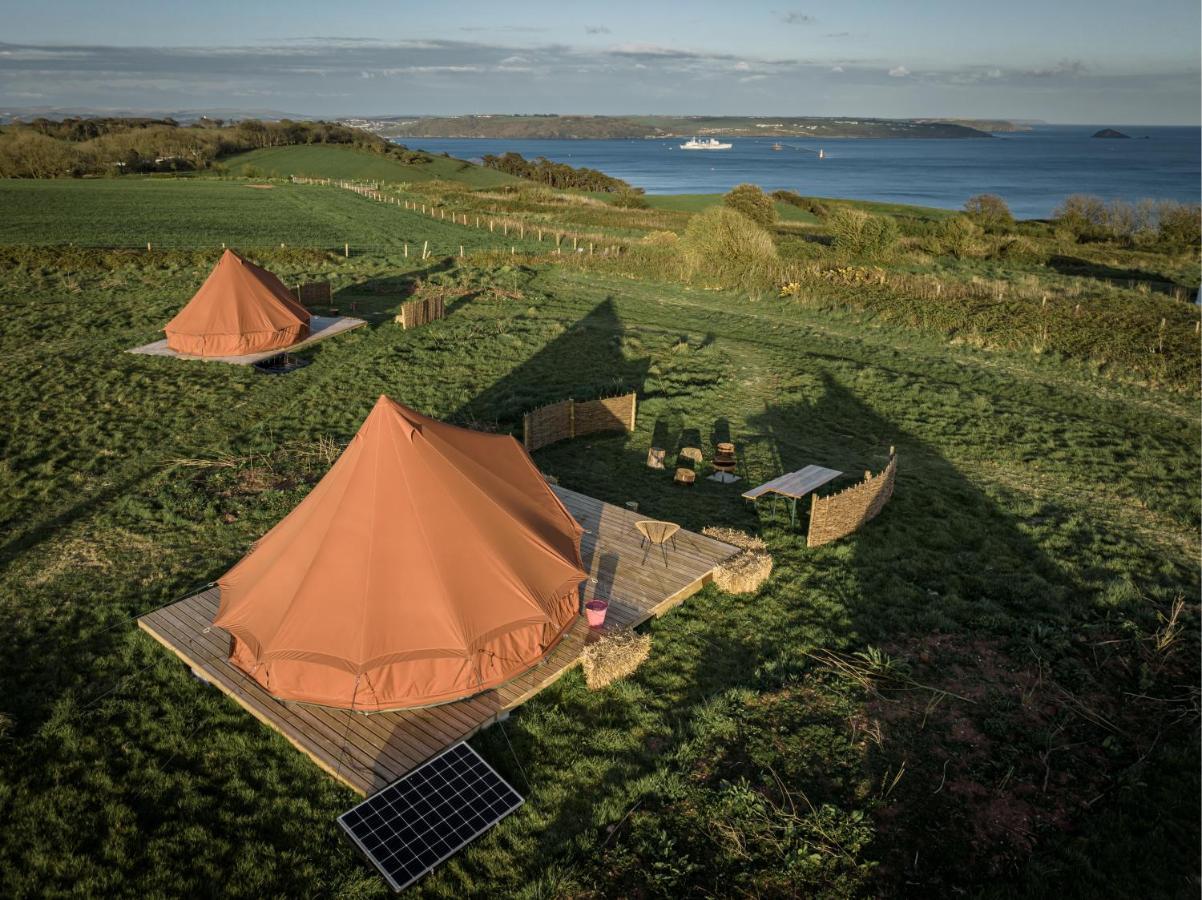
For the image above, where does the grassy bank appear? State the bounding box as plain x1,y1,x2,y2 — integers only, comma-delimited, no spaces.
0,234,1197,896
0,152,1197,897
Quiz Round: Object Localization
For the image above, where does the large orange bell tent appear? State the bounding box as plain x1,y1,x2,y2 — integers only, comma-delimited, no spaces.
164,249,311,356
213,395,588,711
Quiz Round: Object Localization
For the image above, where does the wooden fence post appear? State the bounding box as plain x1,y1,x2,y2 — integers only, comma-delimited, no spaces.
344,243,349,258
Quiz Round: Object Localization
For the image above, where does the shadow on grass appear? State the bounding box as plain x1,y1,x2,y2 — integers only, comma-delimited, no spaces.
1047,254,1192,296
464,366,1156,896
451,295,651,435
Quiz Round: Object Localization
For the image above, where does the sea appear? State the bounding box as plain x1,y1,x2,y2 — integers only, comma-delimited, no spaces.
397,125,1200,220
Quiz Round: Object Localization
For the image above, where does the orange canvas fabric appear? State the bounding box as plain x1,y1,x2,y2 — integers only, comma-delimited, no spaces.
164,249,311,356
213,396,587,711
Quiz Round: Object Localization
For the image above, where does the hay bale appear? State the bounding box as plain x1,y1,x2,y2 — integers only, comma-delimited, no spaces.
713,550,773,594
581,628,652,690
702,526,766,553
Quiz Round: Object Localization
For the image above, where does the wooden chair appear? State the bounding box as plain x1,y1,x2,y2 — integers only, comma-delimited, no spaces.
635,519,680,566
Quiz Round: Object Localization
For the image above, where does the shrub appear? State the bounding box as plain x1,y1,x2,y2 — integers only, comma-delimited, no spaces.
724,183,777,228
933,216,983,258
994,236,1047,264
964,193,1013,228
771,189,829,218
612,187,650,209
1156,201,1201,250
1054,194,1109,240
827,207,900,260
680,207,778,287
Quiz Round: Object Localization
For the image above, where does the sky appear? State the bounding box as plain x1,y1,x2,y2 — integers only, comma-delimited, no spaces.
1,0,1198,123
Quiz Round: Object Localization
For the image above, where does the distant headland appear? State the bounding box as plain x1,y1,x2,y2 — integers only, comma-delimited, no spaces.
352,114,1009,140
1092,128,1131,139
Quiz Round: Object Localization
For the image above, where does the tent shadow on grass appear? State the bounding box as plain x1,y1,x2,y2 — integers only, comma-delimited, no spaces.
460,368,1112,895
452,295,651,436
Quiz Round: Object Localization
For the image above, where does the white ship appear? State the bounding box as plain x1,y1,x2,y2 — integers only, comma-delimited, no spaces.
679,137,732,150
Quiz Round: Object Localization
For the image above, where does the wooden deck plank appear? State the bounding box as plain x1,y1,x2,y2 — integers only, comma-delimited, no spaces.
138,487,737,796
127,315,368,366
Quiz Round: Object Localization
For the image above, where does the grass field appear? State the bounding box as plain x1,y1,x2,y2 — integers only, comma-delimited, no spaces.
221,144,522,188
0,177,542,255
0,163,1198,898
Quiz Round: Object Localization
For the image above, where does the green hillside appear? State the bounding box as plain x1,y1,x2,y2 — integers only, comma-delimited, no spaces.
0,178,539,254
220,144,523,188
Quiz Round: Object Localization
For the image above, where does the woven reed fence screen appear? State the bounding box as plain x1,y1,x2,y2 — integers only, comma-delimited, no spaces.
523,393,637,452
292,281,332,305
807,450,897,548
395,296,446,330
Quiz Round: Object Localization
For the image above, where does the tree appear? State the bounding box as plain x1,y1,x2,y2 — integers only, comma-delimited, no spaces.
963,194,1013,228
723,183,777,228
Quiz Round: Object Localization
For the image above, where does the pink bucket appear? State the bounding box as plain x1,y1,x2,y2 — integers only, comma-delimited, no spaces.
585,599,609,628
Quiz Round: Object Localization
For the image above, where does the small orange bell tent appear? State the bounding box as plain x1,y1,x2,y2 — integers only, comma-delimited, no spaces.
164,249,311,356
213,396,588,711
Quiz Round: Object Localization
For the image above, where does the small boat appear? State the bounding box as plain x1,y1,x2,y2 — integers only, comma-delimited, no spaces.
771,142,783,151
680,137,732,150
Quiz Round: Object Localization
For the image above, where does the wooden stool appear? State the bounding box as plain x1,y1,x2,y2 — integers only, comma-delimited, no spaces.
711,441,738,482
679,446,703,463
646,447,666,469
674,468,696,486
713,442,736,471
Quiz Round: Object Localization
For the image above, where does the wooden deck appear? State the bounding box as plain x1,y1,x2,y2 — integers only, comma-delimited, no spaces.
127,315,367,365
137,486,737,796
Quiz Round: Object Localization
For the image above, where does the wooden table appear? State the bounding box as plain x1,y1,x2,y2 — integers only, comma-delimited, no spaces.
742,465,843,526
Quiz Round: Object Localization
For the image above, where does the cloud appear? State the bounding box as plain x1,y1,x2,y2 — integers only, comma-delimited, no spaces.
457,25,548,33
0,38,1192,124
780,11,816,25
585,25,611,35
606,42,702,58
1021,58,1086,78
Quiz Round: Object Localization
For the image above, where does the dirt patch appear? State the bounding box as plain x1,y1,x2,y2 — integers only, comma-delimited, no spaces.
244,183,275,190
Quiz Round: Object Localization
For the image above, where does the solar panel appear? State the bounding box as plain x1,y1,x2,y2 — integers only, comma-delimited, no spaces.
338,742,524,892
